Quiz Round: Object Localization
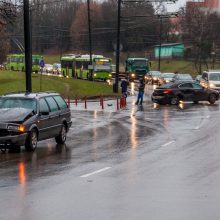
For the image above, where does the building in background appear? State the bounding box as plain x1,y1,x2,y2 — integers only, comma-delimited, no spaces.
154,43,185,59
186,0,220,13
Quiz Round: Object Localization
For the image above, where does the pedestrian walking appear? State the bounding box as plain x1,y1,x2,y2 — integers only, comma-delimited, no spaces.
120,78,129,98
135,78,145,105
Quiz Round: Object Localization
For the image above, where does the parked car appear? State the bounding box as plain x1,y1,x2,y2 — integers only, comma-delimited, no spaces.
171,73,193,82
158,72,175,85
195,75,202,82
52,63,61,74
0,92,72,152
200,70,220,91
148,71,162,84
151,81,219,105
43,64,53,73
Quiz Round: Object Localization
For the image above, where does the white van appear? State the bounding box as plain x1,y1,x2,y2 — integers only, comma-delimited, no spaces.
200,70,220,91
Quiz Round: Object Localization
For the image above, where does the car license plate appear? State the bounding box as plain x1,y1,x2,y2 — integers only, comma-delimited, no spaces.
152,95,164,99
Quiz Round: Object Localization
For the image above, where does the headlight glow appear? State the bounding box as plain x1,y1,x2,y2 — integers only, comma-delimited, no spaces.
209,83,215,88
131,73,135,77
94,73,97,76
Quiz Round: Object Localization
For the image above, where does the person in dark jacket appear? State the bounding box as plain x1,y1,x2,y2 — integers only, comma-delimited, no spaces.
135,78,145,105
120,78,129,98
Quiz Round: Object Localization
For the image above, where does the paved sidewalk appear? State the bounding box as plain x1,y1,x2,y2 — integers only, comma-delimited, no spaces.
69,94,137,113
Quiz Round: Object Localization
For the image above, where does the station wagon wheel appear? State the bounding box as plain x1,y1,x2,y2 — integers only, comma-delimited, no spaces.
170,96,179,105
209,94,217,104
55,124,67,144
25,129,38,151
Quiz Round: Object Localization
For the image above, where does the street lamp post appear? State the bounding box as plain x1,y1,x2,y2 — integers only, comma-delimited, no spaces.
23,0,32,92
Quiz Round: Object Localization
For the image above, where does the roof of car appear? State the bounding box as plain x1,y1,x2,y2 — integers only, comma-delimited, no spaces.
1,91,60,99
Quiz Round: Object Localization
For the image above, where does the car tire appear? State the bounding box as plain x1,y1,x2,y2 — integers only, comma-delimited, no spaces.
25,129,38,151
170,96,179,105
55,124,67,144
209,94,217,104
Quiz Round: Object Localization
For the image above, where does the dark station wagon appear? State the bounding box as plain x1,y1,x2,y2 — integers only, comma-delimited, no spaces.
0,92,72,152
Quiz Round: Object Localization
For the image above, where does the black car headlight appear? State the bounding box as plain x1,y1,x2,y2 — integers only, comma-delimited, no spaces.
8,124,26,133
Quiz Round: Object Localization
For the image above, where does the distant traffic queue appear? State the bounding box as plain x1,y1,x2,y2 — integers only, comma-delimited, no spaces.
61,54,112,81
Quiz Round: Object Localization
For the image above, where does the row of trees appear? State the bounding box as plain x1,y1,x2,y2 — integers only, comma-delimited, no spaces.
1,0,220,72
2,0,165,56
180,5,220,72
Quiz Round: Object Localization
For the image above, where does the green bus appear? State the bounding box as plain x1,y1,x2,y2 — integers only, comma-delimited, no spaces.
6,54,43,73
125,57,149,81
61,54,112,80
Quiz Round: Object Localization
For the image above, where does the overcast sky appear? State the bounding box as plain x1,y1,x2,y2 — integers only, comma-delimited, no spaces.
165,0,186,12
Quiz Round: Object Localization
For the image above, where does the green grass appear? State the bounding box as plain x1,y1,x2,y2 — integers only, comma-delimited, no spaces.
0,70,117,99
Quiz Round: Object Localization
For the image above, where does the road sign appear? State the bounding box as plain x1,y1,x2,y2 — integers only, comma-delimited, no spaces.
39,59,45,68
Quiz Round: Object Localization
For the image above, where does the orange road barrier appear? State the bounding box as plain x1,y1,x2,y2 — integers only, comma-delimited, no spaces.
117,98,119,110
67,97,70,108
101,96,104,110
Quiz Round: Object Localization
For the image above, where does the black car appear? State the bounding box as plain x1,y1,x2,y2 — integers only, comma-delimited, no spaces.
151,81,219,105
0,92,72,151
171,73,193,82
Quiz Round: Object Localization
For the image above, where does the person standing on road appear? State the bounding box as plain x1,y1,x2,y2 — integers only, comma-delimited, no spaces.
135,78,145,105
120,78,129,99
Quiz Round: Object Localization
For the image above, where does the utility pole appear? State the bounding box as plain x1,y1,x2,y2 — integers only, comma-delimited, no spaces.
23,0,32,92
87,0,93,81
158,16,162,71
114,0,122,93
114,0,177,93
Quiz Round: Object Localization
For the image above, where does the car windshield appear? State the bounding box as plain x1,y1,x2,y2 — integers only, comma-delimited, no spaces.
162,73,175,78
178,74,192,80
209,73,220,81
0,98,37,112
151,71,161,76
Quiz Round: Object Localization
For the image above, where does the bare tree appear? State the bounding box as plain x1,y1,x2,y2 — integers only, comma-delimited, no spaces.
180,5,220,73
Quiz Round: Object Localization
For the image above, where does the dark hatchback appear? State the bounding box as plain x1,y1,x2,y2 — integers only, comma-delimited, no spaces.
0,92,72,151
151,81,219,105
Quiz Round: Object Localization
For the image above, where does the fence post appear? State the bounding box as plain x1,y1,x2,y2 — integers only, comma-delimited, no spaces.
75,96,78,106
117,97,119,110
85,96,87,109
101,96,104,110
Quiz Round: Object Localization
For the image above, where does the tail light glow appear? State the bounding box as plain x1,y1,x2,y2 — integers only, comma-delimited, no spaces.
163,89,172,94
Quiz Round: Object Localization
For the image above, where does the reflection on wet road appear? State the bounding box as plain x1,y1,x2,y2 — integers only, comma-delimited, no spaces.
1,83,220,220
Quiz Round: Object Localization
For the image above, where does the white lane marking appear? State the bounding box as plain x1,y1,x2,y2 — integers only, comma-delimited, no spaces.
80,167,112,178
161,140,175,147
194,126,200,130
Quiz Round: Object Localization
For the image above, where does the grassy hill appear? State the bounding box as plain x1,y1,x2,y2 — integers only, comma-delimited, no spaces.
0,71,116,99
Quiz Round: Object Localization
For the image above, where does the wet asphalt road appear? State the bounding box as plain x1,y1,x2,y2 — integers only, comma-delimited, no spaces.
1,84,220,220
